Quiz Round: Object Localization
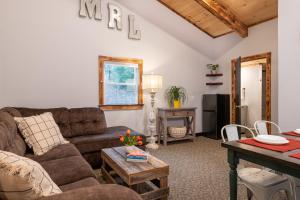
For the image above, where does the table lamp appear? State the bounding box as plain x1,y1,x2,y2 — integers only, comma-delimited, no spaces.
142,74,163,149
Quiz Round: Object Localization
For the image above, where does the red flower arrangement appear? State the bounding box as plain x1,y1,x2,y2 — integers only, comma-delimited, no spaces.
120,129,143,146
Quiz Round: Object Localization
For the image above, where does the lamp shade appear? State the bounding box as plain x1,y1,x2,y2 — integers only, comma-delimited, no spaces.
142,74,163,92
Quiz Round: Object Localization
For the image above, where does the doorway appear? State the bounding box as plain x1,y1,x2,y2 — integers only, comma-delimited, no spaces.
231,52,271,127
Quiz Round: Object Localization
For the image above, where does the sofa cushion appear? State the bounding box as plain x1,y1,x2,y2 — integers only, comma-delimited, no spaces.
1,107,22,118
69,108,107,137
5,135,27,157
0,111,26,156
15,107,72,138
40,156,95,186
68,126,144,154
0,123,14,151
59,177,99,192
14,112,69,156
39,185,143,200
0,111,19,134
0,150,62,200
27,144,81,163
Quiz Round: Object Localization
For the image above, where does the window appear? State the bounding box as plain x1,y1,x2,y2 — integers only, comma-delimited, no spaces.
99,56,143,110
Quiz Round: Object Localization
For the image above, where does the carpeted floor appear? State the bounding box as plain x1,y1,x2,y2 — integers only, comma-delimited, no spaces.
150,136,246,200
96,137,288,200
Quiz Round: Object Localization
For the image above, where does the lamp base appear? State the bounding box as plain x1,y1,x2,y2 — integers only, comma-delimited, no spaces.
146,136,159,150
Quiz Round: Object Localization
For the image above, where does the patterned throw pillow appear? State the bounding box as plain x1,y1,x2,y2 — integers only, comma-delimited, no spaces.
0,150,61,200
14,112,69,155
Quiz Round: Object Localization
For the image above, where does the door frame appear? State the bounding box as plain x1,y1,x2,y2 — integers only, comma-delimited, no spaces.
231,52,271,123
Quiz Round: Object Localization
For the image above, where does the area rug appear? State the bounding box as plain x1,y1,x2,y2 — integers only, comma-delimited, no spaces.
95,137,288,200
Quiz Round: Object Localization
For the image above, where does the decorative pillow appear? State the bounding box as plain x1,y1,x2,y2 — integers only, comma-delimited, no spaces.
14,112,69,155
0,150,61,200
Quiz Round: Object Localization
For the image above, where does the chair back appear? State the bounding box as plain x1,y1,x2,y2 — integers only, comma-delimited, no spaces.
254,120,281,135
221,124,255,142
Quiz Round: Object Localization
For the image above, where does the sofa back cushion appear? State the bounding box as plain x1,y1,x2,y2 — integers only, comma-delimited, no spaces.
15,108,72,138
0,109,26,156
69,108,107,137
0,150,62,199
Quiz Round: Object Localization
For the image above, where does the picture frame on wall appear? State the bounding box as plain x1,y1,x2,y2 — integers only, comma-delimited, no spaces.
98,56,143,110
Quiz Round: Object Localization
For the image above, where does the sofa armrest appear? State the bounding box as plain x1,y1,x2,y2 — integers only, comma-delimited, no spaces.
39,185,142,200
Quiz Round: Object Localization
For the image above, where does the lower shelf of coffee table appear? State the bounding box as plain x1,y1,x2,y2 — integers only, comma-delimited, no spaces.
102,168,169,200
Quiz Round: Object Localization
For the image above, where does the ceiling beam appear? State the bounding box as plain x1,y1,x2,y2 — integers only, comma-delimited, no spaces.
194,0,248,38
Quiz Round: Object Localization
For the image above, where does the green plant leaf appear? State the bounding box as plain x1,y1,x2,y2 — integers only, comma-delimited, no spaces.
165,86,188,106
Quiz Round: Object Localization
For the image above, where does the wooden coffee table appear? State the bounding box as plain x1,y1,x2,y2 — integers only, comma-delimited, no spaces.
101,146,169,200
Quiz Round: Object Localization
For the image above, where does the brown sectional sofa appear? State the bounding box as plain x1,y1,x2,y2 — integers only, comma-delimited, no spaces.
11,107,145,168
0,107,145,200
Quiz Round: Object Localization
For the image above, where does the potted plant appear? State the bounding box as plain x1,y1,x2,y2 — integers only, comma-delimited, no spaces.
120,129,143,153
165,86,187,108
120,129,143,146
207,64,219,74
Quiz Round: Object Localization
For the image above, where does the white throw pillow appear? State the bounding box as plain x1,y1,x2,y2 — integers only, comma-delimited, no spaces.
14,112,69,155
0,150,61,200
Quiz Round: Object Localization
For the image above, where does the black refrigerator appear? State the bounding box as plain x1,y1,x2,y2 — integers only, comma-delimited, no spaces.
202,94,230,140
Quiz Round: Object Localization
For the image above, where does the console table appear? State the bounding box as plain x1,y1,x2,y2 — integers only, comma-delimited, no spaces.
157,107,197,146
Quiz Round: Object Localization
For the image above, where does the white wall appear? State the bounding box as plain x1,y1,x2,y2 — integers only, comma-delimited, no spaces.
0,0,212,134
278,0,300,131
0,59,4,107
115,0,243,59
241,65,262,126
215,19,278,123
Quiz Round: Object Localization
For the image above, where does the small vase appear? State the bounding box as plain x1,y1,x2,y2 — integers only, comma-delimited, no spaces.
173,100,181,108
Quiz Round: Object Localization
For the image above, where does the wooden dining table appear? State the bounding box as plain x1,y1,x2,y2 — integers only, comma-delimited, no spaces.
222,134,300,200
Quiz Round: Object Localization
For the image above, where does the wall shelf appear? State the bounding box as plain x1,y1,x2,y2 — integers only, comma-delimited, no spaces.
206,82,223,86
206,73,223,77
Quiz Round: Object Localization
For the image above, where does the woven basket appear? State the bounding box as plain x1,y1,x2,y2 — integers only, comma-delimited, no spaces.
168,126,187,138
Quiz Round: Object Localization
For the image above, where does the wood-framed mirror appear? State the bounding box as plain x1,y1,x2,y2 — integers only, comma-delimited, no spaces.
231,52,271,126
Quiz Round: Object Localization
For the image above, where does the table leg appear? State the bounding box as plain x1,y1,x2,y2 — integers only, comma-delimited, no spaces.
101,160,106,176
101,160,112,183
160,176,168,200
228,149,238,200
163,118,167,146
191,115,196,142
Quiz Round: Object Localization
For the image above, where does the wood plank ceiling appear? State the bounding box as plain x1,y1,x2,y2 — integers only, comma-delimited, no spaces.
158,0,278,38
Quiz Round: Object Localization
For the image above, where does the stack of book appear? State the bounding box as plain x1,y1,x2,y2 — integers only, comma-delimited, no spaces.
126,150,148,163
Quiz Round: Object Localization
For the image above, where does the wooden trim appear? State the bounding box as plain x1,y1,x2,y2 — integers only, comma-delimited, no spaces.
265,53,272,124
98,56,144,111
194,0,248,38
231,52,271,124
240,52,271,63
231,59,237,123
100,104,144,111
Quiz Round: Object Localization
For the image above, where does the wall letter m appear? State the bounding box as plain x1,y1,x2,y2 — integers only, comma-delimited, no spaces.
79,0,102,20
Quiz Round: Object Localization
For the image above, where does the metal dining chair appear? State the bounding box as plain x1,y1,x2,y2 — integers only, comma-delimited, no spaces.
289,178,300,200
222,124,293,200
254,120,282,135
254,120,300,200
